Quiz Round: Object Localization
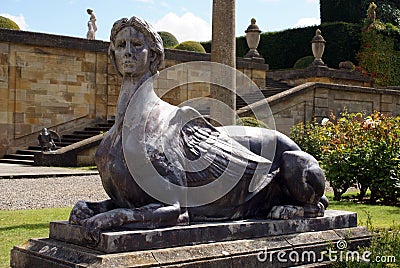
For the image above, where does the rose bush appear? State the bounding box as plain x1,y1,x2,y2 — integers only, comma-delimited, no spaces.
291,111,400,204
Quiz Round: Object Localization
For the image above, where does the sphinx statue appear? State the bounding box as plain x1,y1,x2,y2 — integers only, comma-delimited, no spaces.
69,16,328,243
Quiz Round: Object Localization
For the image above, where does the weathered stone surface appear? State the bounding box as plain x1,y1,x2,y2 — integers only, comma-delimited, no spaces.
268,66,373,88
210,0,236,125
0,28,268,157
238,82,400,135
49,210,356,254
11,222,372,268
34,134,103,167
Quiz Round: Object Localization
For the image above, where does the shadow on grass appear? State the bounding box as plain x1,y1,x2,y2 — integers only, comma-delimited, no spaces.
0,223,49,232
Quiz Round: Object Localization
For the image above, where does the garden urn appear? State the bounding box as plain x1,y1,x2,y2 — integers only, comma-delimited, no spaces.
311,29,326,66
245,18,262,58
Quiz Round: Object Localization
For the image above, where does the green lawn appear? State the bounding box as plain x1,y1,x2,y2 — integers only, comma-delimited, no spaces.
1,199,399,268
0,207,70,268
326,192,400,229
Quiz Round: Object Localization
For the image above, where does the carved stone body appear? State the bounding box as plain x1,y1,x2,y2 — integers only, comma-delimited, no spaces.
69,16,327,243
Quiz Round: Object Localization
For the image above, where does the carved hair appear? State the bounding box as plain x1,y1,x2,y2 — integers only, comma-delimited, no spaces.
109,16,164,76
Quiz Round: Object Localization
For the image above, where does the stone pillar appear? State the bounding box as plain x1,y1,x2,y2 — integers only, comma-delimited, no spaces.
210,0,236,126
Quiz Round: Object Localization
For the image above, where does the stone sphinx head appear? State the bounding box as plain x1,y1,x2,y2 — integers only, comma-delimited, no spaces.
108,16,164,77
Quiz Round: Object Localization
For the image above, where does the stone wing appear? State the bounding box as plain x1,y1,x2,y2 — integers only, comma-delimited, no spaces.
170,107,272,190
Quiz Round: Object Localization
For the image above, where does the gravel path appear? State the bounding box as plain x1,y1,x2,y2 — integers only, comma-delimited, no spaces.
0,175,108,210
0,174,335,211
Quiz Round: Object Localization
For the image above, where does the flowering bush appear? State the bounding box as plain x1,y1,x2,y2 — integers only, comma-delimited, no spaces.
290,111,400,204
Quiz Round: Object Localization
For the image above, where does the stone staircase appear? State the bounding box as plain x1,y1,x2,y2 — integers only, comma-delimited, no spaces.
198,78,291,115
0,120,115,166
0,79,290,166
236,78,291,109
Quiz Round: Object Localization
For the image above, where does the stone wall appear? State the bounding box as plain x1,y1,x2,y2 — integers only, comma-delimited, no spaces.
239,82,400,135
0,29,268,156
0,29,112,156
268,66,373,88
3,29,396,159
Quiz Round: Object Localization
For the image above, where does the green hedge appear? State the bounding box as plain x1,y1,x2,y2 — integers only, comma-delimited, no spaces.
320,0,400,26
293,56,314,69
260,22,362,69
377,3,400,27
320,0,363,24
236,117,269,129
365,0,400,26
158,31,179,48
200,39,247,58
174,41,206,53
357,23,400,86
0,16,20,30
202,22,361,70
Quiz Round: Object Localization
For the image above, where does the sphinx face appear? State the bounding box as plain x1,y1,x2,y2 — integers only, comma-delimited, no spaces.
114,27,151,77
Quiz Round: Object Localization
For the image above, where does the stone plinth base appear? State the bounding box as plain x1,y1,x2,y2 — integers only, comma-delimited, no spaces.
11,210,372,268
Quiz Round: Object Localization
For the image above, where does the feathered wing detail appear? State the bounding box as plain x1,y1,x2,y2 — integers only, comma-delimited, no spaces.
49,130,61,142
164,106,274,194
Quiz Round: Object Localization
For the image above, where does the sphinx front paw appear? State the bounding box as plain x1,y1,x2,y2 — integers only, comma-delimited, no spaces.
304,202,325,218
69,200,95,225
81,216,105,244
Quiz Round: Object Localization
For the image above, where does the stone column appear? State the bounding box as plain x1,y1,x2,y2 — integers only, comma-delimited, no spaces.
210,0,236,126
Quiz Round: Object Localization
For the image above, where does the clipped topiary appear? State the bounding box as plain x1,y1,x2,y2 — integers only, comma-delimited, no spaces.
0,16,20,30
174,41,206,53
237,117,269,128
158,31,179,48
339,61,356,71
293,56,314,69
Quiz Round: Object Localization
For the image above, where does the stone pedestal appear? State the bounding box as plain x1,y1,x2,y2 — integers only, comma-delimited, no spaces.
11,210,372,267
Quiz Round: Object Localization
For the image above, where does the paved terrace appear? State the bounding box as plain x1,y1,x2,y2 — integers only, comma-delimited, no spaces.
0,163,98,179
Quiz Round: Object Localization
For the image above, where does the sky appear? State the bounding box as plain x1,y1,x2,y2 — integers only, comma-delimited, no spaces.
1,0,320,43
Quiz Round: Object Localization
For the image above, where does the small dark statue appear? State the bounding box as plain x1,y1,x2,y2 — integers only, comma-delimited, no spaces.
69,16,328,242
37,128,60,152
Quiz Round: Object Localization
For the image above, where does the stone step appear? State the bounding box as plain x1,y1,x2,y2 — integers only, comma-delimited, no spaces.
27,145,56,151
62,133,95,139
97,123,114,128
263,86,289,91
54,142,74,147
199,85,289,111
60,137,85,143
236,87,289,109
74,130,104,135
84,126,112,132
262,89,285,98
16,149,41,155
0,158,35,165
2,153,34,161
266,78,291,89
0,119,114,167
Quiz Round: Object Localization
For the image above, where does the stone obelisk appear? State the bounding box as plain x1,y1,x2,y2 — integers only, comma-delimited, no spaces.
210,0,236,126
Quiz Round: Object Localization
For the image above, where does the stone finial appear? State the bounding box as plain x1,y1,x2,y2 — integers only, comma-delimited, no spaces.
244,18,263,61
311,29,326,43
245,18,261,33
311,29,327,67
